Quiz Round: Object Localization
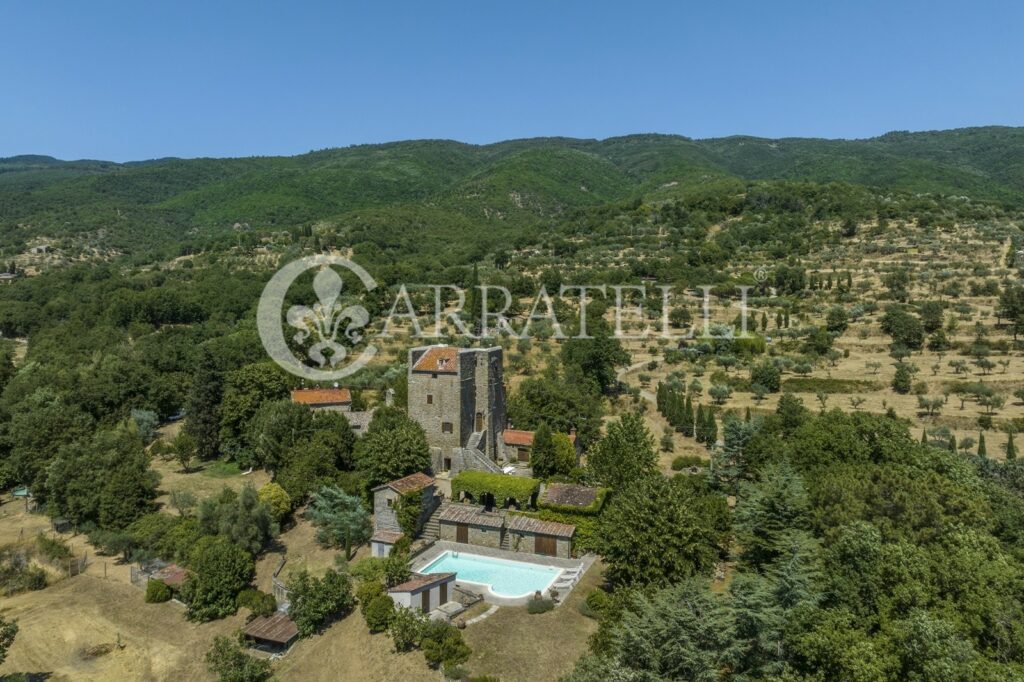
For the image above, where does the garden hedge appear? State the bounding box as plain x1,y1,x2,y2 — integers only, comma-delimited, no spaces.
451,471,540,506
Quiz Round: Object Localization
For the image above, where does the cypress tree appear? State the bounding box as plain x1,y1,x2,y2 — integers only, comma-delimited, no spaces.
185,348,223,461
705,408,718,447
695,404,706,443
745,406,752,422
531,422,557,478
948,434,957,453
669,390,684,431
1007,429,1017,461
682,394,695,437
921,429,928,445
978,432,987,457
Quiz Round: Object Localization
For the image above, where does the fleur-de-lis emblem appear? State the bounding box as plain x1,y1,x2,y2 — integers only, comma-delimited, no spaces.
286,267,370,369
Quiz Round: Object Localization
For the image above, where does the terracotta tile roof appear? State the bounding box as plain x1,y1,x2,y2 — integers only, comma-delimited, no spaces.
373,472,434,494
389,572,456,593
371,530,404,544
438,504,505,529
290,387,351,405
503,429,577,447
540,483,600,509
152,563,188,587
506,515,576,538
412,346,458,373
503,429,534,447
244,612,299,645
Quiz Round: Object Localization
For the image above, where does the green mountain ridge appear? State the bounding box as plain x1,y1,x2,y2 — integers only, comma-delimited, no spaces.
0,126,1021,260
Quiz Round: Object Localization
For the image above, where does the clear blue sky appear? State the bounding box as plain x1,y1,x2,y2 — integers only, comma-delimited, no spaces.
2,1,1022,161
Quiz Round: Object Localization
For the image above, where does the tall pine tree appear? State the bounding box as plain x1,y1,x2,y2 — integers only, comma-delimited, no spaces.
185,348,223,461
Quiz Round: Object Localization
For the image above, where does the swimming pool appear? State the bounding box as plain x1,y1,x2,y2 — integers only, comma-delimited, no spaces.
420,550,562,598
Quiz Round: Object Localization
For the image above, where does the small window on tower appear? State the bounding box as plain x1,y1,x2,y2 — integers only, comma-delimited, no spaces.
427,394,433,404
442,421,453,434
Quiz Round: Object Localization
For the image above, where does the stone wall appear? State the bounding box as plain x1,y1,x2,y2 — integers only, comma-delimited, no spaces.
439,521,503,550
373,488,400,532
506,530,572,559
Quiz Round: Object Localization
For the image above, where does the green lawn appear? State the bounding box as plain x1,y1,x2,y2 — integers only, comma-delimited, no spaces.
462,561,604,681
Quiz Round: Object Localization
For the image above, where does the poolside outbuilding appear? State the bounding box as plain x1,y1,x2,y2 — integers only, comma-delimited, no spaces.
438,504,505,549
504,515,575,559
388,572,456,613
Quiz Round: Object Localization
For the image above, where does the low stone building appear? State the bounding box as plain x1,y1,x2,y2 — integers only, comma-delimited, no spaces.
388,572,456,613
438,502,576,558
438,504,505,549
504,515,575,559
371,472,438,556
502,427,579,464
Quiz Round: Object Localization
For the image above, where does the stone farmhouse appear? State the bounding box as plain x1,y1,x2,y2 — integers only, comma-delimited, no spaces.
501,427,580,464
289,386,383,435
369,472,440,557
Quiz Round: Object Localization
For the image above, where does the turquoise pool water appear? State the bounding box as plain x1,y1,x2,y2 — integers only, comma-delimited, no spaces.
421,551,562,598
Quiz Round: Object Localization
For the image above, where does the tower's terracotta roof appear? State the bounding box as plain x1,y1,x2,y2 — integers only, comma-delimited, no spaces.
412,346,458,373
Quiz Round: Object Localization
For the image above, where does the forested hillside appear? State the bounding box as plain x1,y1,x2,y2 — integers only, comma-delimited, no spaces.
3,126,1024,680
1,127,1022,261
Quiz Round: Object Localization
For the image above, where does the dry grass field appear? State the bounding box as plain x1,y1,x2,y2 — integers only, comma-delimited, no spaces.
0,576,244,681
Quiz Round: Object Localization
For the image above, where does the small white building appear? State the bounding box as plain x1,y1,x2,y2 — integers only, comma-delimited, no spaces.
388,572,456,613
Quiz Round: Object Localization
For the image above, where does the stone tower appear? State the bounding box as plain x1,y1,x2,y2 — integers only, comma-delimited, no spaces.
407,344,506,474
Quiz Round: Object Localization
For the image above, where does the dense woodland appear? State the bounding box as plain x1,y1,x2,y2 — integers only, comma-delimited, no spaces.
2,128,1024,680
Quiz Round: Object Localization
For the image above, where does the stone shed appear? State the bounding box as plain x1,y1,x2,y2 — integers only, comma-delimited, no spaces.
438,504,505,549
388,572,456,613
371,472,437,555
504,515,575,559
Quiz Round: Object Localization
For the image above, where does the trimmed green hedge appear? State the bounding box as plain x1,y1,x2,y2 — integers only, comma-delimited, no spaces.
451,471,540,506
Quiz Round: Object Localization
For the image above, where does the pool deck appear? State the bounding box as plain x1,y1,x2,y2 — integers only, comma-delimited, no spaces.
411,541,593,606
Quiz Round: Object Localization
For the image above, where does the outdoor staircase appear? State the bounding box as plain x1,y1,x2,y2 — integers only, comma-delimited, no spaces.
422,500,449,540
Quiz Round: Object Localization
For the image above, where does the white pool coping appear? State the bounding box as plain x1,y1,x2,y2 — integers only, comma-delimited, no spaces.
420,550,564,601
411,541,588,606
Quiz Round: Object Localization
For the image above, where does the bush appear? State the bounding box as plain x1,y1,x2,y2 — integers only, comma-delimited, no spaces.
205,635,272,682
389,605,427,652
420,620,471,669
749,360,781,393
527,598,555,614
357,578,386,614
235,588,276,617
364,594,396,633
35,534,73,563
145,579,172,603
288,568,356,637
671,455,706,471
579,588,611,620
